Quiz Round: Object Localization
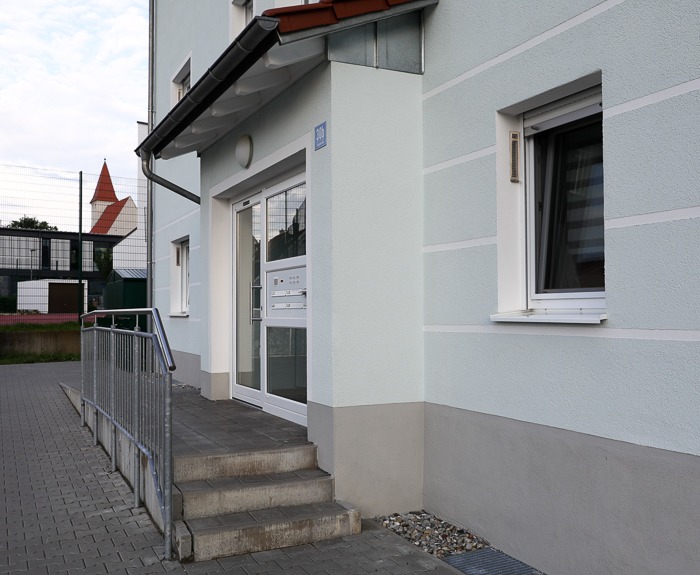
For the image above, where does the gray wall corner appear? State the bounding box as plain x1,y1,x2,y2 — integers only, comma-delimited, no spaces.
199,370,229,401
329,402,425,517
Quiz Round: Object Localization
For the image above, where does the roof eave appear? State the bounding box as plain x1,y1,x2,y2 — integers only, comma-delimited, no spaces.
135,0,438,161
136,16,280,160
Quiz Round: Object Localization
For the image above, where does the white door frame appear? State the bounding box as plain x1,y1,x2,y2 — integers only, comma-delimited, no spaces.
231,173,308,426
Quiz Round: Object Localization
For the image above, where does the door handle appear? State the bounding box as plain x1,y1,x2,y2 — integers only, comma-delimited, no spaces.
250,283,262,323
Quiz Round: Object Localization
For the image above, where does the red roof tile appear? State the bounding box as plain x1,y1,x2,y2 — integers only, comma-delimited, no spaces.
90,161,118,204
90,197,128,234
263,0,417,34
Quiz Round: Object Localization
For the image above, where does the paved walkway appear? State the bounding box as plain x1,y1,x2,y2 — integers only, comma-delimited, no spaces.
0,362,459,575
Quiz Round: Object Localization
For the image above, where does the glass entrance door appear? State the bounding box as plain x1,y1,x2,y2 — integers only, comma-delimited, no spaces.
235,201,261,396
232,176,308,425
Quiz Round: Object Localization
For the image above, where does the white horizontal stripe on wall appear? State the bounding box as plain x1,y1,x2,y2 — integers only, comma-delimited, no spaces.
603,77,700,119
425,324,700,342
423,146,496,175
606,206,700,229
422,0,627,101
423,237,497,253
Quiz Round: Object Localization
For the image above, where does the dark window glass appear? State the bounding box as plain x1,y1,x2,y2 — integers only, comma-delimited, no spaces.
70,239,79,271
41,238,51,270
267,327,307,404
266,184,306,262
533,115,604,293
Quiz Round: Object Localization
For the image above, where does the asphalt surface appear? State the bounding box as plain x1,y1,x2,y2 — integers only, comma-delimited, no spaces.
0,362,459,575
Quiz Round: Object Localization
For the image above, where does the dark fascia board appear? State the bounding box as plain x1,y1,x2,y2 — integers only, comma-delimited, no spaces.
136,16,281,160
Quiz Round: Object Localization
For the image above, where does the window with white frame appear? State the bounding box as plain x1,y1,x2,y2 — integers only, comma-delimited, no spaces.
244,0,254,24
171,58,191,106
525,86,604,311
230,0,254,39
492,83,606,323
171,239,190,315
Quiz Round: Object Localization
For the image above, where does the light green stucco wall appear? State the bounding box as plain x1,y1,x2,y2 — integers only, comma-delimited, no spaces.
422,0,700,454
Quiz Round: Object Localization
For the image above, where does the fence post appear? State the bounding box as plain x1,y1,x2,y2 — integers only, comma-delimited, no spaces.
78,170,83,321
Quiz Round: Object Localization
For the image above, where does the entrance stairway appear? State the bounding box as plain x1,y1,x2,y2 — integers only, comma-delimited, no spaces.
172,443,361,562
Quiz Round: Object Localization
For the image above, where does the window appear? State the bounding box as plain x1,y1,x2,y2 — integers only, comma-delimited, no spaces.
177,72,190,102
266,183,306,262
41,238,51,270
526,87,604,311
492,83,606,323
230,0,254,39
171,239,190,315
244,0,254,24
171,58,191,106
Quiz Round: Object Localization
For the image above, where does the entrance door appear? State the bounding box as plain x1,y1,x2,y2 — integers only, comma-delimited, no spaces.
232,176,308,425
234,199,262,396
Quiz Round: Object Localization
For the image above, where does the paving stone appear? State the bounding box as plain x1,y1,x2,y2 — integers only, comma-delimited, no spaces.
1,364,459,575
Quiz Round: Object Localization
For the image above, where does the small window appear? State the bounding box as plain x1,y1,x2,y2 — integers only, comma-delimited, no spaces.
244,0,254,24
525,87,604,312
172,59,191,106
171,239,190,315
230,0,254,38
177,72,190,101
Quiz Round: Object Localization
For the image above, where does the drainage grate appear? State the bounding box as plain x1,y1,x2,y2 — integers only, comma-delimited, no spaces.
444,547,545,575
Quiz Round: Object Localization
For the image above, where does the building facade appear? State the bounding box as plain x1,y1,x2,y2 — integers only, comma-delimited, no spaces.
139,2,700,573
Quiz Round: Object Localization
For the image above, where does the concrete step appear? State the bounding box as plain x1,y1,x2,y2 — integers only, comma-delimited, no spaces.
173,443,317,483
184,501,361,561
177,469,334,519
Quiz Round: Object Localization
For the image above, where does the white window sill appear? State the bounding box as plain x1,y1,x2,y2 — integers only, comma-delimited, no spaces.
169,312,189,318
490,310,607,324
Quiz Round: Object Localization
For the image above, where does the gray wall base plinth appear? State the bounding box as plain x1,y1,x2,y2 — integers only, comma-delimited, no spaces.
424,403,700,575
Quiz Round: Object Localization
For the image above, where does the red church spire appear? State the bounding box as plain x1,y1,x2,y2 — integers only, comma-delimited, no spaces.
90,160,118,204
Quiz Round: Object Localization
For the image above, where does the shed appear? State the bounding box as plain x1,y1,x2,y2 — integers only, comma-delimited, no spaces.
102,269,147,330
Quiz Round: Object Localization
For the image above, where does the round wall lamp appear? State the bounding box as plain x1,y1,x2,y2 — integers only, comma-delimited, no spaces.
235,134,253,169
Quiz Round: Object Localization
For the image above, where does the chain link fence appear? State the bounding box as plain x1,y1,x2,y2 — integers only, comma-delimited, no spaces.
0,163,147,327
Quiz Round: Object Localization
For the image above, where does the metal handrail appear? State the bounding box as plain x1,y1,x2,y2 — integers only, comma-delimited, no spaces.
81,307,176,370
79,308,175,559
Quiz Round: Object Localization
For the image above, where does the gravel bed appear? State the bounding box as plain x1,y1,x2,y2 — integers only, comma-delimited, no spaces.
378,510,489,559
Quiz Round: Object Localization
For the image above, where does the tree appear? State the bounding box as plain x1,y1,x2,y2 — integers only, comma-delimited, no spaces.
93,247,113,280
7,216,58,231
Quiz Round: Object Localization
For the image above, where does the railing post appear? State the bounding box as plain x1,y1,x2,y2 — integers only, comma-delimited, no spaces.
133,327,141,509
163,369,173,559
93,326,98,446
110,324,117,473
80,324,85,427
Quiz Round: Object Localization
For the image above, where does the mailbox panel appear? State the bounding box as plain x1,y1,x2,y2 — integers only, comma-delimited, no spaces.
266,267,306,319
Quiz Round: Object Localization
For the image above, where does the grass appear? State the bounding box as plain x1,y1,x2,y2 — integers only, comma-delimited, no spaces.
0,322,81,332
0,352,80,365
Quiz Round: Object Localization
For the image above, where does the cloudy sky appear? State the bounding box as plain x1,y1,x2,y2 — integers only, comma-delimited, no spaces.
0,1,148,180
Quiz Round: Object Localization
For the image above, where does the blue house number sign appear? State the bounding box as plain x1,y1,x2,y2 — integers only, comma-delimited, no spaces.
314,122,327,150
